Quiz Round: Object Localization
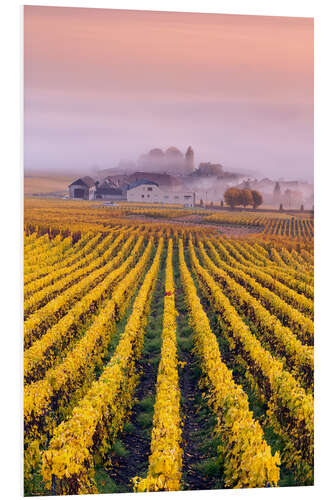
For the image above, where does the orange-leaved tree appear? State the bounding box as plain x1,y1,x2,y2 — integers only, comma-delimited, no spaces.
239,189,253,208
224,188,241,208
251,190,263,209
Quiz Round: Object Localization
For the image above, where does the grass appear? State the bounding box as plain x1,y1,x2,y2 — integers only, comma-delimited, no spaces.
195,458,223,480
24,471,51,497
111,439,129,458
134,263,165,436
177,334,192,352
142,334,162,356
136,411,153,429
95,467,127,494
137,395,155,413
123,421,135,433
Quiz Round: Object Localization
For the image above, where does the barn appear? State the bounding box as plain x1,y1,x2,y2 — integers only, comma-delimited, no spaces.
68,177,95,200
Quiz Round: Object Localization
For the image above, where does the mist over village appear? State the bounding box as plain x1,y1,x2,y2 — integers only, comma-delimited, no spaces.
24,6,313,208
27,143,314,210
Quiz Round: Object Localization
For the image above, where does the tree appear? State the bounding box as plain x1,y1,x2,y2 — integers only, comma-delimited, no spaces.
185,146,194,173
224,188,241,208
251,190,263,209
239,189,253,208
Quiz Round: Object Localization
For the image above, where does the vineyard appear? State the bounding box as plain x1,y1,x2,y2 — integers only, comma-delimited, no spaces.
24,200,314,495
25,198,314,241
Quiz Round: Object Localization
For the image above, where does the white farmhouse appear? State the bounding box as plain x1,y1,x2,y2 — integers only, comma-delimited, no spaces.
126,180,195,207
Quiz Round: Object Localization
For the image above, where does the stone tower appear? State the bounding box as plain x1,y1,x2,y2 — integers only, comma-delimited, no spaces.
185,146,194,174
273,181,281,204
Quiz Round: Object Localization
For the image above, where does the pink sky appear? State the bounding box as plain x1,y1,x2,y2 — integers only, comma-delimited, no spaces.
24,6,313,180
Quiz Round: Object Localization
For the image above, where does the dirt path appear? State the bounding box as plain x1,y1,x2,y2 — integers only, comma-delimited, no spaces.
104,251,166,492
174,247,223,491
105,357,155,491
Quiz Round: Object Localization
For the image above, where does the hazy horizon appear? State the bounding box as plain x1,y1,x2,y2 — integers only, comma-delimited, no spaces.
24,7,314,182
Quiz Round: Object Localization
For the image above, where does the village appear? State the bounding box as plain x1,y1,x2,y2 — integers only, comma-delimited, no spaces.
68,175,196,207
67,145,314,210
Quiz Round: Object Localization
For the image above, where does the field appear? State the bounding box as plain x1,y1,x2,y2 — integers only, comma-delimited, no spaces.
24,175,73,197
25,198,314,239
24,199,314,495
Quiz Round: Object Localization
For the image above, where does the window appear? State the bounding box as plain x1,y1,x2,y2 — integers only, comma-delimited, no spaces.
148,187,153,191
142,194,144,198
164,195,169,199
147,194,150,198
184,195,192,199
174,196,179,199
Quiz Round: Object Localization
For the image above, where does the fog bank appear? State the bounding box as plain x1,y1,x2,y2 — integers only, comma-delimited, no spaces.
24,7,313,182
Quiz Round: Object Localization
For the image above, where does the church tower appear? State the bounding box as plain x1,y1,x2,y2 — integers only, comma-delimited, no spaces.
185,146,194,174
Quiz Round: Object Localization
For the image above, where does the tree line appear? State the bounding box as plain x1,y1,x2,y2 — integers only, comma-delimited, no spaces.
224,188,263,209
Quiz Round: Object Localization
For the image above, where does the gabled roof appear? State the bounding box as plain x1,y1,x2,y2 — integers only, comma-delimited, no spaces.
126,179,159,190
69,176,95,188
127,172,181,187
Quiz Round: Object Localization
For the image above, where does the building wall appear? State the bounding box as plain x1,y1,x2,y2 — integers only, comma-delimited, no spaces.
69,184,89,200
127,184,195,207
94,192,125,201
